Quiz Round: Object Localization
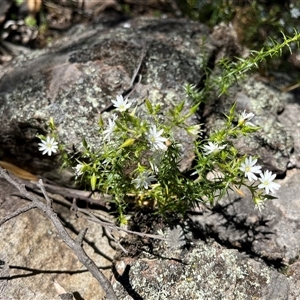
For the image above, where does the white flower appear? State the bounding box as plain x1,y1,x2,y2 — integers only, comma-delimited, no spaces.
111,95,131,112
239,110,255,127
239,156,262,182
147,125,168,151
157,229,166,237
279,19,285,26
254,197,266,212
38,136,58,156
258,170,281,194
132,171,156,189
149,151,164,173
290,7,300,19
203,142,226,155
103,114,118,141
73,163,83,178
186,124,202,136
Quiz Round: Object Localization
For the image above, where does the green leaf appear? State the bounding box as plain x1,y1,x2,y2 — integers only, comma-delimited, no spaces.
98,116,104,128
176,100,185,113
119,138,135,148
189,103,200,115
49,117,55,130
145,99,153,114
229,102,236,118
90,173,97,191
14,0,24,6
82,138,88,149
25,16,37,27
115,120,128,132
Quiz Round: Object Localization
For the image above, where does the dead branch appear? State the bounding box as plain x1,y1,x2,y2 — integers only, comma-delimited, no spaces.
0,166,117,300
23,178,112,208
76,207,168,241
37,179,53,208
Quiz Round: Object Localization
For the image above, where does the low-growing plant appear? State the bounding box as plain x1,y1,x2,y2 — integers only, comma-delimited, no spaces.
37,31,300,224
36,99,276,224
185,30,300,101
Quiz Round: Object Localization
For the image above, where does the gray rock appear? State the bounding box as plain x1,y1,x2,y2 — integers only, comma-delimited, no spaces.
112,239,290,300
286,260,300,299
0,178,115,300
0,0,11,25
278,98,300,169
0,17,214,179
111,171,300,299
189,168,300,267
111,170,300,299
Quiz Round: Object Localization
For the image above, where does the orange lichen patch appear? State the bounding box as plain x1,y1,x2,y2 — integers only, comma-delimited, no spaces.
26,0,42,15
0,161,38,182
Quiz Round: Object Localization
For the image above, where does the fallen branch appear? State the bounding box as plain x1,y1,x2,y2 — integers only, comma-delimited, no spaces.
0,166,117,300
23,178,112,208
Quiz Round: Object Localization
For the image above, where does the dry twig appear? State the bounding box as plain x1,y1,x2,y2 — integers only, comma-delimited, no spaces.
0,166,117,300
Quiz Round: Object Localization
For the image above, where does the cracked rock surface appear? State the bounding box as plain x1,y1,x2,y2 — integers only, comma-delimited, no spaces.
112,170,300,299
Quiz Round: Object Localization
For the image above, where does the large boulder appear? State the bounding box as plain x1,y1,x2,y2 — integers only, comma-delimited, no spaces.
0,17,214,181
